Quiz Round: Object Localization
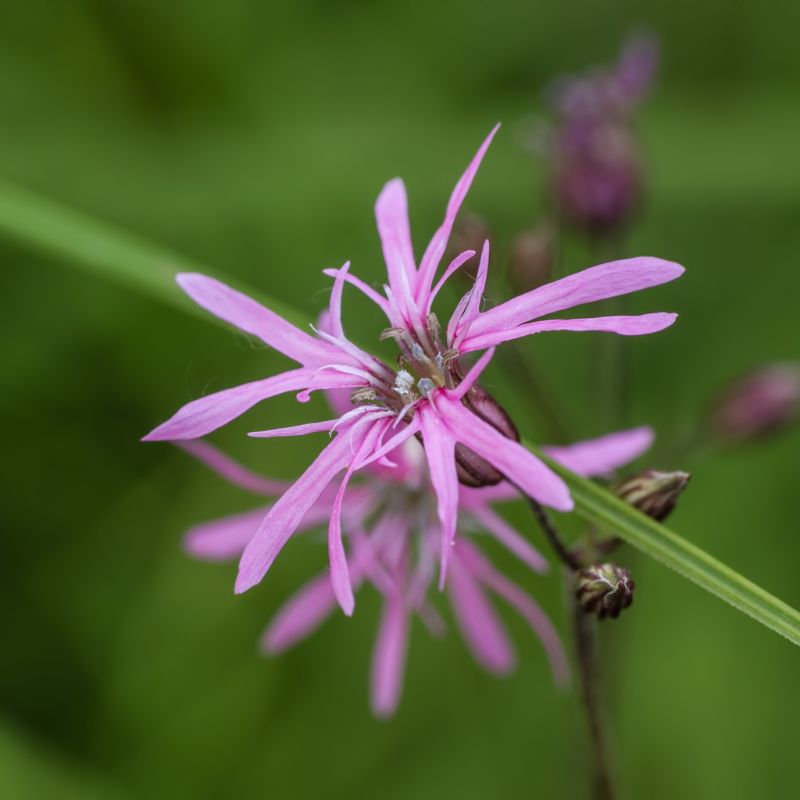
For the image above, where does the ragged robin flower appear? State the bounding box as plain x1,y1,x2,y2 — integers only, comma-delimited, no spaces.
143,125,683,616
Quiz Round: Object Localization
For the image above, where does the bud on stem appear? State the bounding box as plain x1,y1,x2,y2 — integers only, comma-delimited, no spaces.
577,563,635,619
614,469,690,522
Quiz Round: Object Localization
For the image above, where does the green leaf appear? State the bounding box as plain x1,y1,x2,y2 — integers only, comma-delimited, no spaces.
1,178,799,647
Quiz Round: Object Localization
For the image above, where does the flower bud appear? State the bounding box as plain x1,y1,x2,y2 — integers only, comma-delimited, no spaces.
447,360,520,487
576,563,634,619
710,363,800,444
614,469,690,522
508,222,556,293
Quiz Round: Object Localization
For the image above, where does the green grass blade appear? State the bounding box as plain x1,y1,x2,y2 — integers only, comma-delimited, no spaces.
1,178,798,646
537,448,800,646
0,179,305,327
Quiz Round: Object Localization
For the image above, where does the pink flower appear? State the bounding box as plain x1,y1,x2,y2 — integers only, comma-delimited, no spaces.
143,126,683,612
179,422,654,716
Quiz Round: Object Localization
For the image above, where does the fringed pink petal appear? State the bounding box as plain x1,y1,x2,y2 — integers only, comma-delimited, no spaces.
435,394,573,512
464,504,548,573
176,273,337,367
328,419,389,615
448,555,516,674
234,423,368,594
542,426,654,478
465,257,684,341
143,368,314,441
248,419,338,439
370,591,410,718
176,440,289,496
450,239,491,347
322,267,391,317
415,125,500,306
375,178,417,298
419,406,459,588
327,260,350,339
460,312,678,352
458,540,569,687
184,508,267,561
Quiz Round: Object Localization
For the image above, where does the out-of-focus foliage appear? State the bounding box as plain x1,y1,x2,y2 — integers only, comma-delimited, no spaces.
1,2,799,798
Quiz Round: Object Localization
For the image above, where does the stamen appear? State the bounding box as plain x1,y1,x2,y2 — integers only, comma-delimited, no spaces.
417,378,436,397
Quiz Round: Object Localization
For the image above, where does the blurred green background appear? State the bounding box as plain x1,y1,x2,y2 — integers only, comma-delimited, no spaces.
1,1,799,798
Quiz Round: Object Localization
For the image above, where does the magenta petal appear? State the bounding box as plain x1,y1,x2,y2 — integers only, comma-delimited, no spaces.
248,419,337,439
370,592,410,718
465,504,548,573
176,273,336,367
184,508,267,561
415,125,500,305
143,368,314,441
458,540,569,686
235,429,357,594
376,178,417,295
466,257,684,340
448,556,516,674
419,406,459,588
542,426,654,478
460,312,678,352
176,440,289,496
436,394,573,511
328,420,388,615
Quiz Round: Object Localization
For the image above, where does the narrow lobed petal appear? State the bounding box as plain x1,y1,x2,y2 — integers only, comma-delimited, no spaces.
176,440,289,496
435,393,573,512
460,312,678,352
419,406,459,588
448,555,516,674
375,178,417,298
143,368,315,441
176,273,339,367
542,426,654,478
415,124,500,306
370,591,410,718
464,257,684,342
184,508,268,562
234,420,374,594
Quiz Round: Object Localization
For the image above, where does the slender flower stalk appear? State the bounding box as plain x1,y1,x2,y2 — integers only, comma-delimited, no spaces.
143,126,683,619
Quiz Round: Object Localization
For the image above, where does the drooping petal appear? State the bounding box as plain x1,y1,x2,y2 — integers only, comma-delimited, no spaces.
419,406,459,588
143,368,315,441
450,346,496,401
542,426,654,477
464,257,684,341
435,393,573,511
184,508,268,561
460,312,678,352
370,591,410,718
415,125,500,306
375,178,417,296
448,555,516,674
457,540,569,686
235,420,373,594
176,273,337,367
328,419,389,615
176,440,289,496
463,503,548,572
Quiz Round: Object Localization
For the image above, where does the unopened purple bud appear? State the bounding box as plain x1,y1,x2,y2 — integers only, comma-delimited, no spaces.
576,563,634,619
447,361,520,487
711,363,800,443
508,222,556,293
615,469,691,522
